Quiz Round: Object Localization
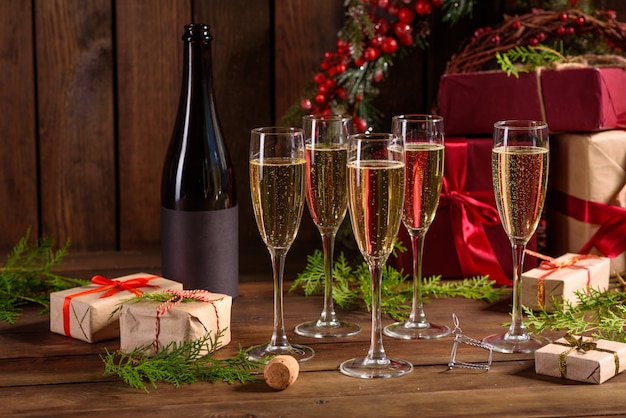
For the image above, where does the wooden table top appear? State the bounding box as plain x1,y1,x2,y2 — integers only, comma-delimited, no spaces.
1,251,625,417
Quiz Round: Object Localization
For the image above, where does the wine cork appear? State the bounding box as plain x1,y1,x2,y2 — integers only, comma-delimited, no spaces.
263,355,299,390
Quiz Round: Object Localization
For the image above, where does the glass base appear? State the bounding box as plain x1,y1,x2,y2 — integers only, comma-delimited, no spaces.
483,332,550,354
384,321,451,340
247,343,315,363
339,356,413,379
294,319,361,338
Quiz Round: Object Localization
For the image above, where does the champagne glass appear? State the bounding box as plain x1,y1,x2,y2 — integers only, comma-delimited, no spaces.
384,114,450,340
340,133,413,379
295,115,361,338
248,127,315,362
483,120,550,354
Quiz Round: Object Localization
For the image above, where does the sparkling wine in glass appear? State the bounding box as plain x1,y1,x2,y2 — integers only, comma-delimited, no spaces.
483,120,550,354
384,114,450,340
295,115,361,338
248,127,315,362
340,133,413,379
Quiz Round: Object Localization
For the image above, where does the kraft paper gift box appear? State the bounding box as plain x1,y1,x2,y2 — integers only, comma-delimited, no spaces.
535,334,626,384
438,67,626,135
546,130,626,275
50,273,182,343
521,253,610,312
392,137,537,284
119,290,232,356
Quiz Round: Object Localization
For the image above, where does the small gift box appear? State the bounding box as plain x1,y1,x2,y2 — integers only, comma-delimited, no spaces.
119,289,232,356
535,334,626,384
546,130,626,275
439,67,626,135
521,252,610,312
50,273,182,343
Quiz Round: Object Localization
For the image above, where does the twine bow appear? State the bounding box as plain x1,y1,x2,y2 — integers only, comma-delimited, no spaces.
153,289,221,353
555,333,620,380
62,275,159,338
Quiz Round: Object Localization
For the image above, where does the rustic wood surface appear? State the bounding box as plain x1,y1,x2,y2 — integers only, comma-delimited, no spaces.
1,252,625,417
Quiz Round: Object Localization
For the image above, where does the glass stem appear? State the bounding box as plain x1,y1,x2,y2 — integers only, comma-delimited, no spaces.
269,248,290,348
407,229,428,325
507,242,528,339
366,259,388,363
319,231,338,324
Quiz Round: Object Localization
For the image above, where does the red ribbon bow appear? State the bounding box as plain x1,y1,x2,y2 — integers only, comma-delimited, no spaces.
62,275,160,337
549,188,626,260
438,140,511,285
153,289,221,353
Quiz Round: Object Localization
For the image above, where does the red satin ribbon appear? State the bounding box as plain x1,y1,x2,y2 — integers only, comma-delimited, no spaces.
153,289,221,353
549,188,626,258
62,275,159,337
525,249,598,308
439,140,511,285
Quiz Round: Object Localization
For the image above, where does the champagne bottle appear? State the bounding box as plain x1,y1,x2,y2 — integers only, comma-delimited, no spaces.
161,24,238,297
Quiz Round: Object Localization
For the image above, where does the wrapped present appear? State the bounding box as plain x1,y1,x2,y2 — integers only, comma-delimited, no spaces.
393,137,537,284
438,67,626,135
546,130,626,274
521,252,610,312
50,273,182,343
119,289,231,356
535,334,626,384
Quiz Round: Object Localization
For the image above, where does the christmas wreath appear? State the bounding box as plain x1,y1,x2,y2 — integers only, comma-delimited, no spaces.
280,0,626,132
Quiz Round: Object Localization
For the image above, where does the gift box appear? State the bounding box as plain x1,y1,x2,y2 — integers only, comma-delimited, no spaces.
393,137,537,284
535,334,626,384
521,252,610,312
50,273,182,343
438,67,626,135
119,289,232,356
546,130,626,274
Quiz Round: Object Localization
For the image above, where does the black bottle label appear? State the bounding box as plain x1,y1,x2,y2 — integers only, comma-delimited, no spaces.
161,205,239,297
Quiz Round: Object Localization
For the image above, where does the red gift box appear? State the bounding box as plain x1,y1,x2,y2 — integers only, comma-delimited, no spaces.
438,67,626,136
393,137,537,284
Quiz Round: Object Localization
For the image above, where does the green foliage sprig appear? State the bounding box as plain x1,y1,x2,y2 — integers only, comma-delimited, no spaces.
523,287,626,343
496,44,568,77
101,330,263,393
0,228,88,324
290,248,505,321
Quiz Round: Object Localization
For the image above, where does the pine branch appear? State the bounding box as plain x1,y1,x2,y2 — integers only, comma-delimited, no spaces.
101,330,263,392
0,228,88,324
523,288,626,342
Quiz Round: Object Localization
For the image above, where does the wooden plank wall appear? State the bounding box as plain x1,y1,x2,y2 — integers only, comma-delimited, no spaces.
1,0,625,263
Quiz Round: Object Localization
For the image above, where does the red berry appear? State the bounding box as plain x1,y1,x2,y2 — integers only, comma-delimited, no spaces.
318,84,330,95
381,37,398,54
558,12,568,22
556,26,566,35
394,22,412,38
431,0,442,6
314,73,325,84
300,99,312,110
491,35,501,44
324,78,336,89
336,87,347,100
363,46,379,61
415,0,431,15
324,51,334,60
335,63,347,74
537,32,546,41
474,28,484,37
398,34,413,46
512,20,521,29
607,10,617,20
566,27,575,35
314,94,326,104
529,37,539,46
354,117,368,133
378,0,389,8
355,57,365,67
398,7,415,23
372,70,384,83
375,19,390,35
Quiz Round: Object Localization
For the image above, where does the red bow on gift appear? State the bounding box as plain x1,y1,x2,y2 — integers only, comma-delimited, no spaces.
549,189,626,260
62,275,159,337
438,140,512,285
